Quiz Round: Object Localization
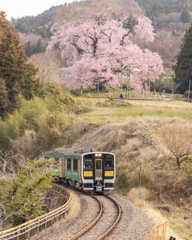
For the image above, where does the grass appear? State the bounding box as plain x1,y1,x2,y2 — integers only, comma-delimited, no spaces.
76,95,192,239
79,97,192,124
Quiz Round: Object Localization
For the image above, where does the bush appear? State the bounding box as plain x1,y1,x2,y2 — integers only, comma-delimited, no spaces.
0,87,83,151
184,90,192,99
0,158,54,226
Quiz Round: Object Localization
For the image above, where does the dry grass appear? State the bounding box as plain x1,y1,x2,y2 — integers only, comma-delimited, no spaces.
71,112,192,240
63,191,80,223
126,187,192,240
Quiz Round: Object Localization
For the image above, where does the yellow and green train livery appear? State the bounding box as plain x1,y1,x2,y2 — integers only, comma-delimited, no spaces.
43,147,116,193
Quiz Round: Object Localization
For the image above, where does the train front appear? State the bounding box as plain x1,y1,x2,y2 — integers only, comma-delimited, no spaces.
82,152,116,193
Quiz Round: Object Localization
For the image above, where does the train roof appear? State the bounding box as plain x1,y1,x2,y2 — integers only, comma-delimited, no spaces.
42,147,109,158
75,147,97,153
42,151,54,158
54,148,75,154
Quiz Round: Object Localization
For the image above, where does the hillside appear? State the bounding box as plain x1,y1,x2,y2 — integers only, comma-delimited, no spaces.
136,0,192,16
11,0,191,65
71,111,192,240
0,92,191,238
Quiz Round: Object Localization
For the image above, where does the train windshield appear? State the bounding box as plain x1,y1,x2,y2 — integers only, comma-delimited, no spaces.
84,159,93,170
104,155,114,170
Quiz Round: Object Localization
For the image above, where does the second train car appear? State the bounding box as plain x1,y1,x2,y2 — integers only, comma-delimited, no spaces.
43,147,116,193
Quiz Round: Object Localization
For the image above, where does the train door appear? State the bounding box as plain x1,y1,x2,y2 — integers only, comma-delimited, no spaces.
95,158,102,180
94,157,103,192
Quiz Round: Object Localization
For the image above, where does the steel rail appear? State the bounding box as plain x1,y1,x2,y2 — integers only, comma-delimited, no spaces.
0,184,73,240
69,192,103,240
97,194,122,240
69,191,122,240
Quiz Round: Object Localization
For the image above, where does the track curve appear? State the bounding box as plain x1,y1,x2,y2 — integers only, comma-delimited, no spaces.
76,193,122,240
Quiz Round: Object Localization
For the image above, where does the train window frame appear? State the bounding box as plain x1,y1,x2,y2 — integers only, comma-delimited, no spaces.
96,159,102,170
73,159,78,171
67,158,71,170
83,159,93,170
104,158,114,170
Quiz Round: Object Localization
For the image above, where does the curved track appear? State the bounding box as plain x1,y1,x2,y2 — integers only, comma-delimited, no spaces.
70,191,122,240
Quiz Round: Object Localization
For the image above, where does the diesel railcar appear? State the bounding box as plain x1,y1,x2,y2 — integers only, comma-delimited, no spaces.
43,147,116,193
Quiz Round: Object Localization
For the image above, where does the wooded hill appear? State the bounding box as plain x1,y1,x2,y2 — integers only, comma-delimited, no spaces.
11,0,192,36
10,0,192,67
137,0,192,16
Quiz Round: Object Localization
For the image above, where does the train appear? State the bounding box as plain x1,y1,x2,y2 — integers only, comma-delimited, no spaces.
42,147,116,193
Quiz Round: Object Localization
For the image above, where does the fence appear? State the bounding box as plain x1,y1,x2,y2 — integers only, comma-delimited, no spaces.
146,222,167,240
0,185,73,240
84,91,172,101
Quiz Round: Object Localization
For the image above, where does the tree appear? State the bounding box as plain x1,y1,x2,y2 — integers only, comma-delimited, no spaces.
180,8,191,26
0,157,54,226
0,150,22,178
10,130,38,160
0,12,27,116
24,41,33,57
0,12,42,118
0,78,8,115
173,23,192,93
159,121,192,169
34,39,46,54
21,63,41,100
47,10,163,92
29,53,59,84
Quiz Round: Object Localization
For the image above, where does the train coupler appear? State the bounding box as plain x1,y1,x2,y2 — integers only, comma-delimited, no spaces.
94,180,104,192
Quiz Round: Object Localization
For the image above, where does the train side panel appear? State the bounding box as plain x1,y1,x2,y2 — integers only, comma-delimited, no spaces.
43,148,116,193
59,158,67,178
60,155,82,186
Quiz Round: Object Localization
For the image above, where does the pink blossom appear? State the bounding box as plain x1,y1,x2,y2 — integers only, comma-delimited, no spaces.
47,10,163,92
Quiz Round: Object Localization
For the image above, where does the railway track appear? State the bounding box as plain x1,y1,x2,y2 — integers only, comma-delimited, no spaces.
70,190,122,240
1,182,154,240
42,184,154,240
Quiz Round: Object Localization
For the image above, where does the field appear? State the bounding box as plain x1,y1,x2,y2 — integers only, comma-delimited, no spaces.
79,97,192,124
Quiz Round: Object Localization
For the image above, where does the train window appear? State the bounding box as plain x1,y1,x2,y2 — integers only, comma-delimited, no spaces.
96,160,101,169
73,159,78,171
67,159,71,170
84,159,93,169
104,160,114,169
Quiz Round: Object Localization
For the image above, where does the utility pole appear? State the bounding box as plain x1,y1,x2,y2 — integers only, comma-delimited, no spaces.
188,79,191,102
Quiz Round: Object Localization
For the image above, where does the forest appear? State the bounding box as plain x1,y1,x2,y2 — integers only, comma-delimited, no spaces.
12,0,192,36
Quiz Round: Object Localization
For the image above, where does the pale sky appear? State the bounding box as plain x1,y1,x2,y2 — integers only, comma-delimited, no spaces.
0,0,80,20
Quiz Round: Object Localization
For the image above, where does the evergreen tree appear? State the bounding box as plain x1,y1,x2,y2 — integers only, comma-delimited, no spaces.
173,23,192,93
180,8,191,25
34,39,45,54
0,12,27,117
0,12,41,118
24,41,34,57
0,78,8,116
22,63,41,100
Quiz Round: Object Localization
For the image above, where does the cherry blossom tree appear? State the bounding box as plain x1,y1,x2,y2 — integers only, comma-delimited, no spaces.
47,10,164,92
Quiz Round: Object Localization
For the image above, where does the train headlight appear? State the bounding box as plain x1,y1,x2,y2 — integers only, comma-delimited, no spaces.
95,153,102,157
